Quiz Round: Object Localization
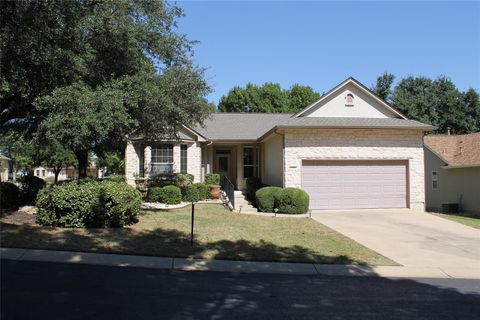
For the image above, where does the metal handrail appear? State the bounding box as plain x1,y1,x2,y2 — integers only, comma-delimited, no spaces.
220,174,235,209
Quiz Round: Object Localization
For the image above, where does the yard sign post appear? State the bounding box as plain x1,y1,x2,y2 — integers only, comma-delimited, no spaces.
190,202,195,246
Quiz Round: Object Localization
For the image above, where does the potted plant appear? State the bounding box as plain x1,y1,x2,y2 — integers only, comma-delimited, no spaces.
205,173,221,199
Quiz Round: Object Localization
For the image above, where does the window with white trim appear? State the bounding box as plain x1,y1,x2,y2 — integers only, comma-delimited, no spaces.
432,171,438,189
151,144,174,174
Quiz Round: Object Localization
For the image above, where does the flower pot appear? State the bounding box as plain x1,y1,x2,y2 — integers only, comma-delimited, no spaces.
209,184,221,200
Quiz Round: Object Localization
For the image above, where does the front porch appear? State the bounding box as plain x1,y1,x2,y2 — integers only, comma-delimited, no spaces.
201,143,261,190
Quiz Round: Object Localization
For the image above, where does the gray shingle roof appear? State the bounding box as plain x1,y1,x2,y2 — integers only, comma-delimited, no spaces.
194,113,292,140
194,113,434,141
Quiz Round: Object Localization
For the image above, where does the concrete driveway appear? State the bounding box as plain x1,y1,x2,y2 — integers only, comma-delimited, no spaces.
312,209,480,278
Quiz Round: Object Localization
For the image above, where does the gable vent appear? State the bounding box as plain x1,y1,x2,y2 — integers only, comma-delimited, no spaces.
345,93,354,106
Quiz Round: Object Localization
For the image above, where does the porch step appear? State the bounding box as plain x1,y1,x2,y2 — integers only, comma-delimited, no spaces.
232,190,257,213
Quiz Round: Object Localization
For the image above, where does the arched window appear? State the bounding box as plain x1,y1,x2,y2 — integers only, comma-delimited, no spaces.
345,93,354,106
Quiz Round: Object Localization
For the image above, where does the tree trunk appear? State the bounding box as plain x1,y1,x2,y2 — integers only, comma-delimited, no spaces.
53,166,62,182
75,150,88,179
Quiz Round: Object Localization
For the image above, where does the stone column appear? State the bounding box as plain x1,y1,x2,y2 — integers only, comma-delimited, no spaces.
173,144,181,173
236,144,244,190
144,145,151,178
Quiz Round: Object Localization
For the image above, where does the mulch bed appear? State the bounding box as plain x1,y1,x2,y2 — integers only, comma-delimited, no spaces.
0,206,37,226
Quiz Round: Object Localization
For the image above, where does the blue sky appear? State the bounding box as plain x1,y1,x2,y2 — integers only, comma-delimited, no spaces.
175,1,480,104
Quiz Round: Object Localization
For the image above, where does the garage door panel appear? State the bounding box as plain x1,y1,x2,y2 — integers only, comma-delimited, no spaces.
302,161,407,210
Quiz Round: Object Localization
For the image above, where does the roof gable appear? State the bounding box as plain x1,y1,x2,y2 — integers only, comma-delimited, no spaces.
293,77,407,119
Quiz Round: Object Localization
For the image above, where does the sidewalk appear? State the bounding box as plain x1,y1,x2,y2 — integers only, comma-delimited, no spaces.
2,247,479,279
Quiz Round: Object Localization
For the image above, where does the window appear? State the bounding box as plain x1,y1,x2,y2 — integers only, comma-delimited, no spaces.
180,144,188,174
42,170,46,177
36,170,40,176
151,144,174,174
345,93,354,106
432,171,438,190
243,146,260,178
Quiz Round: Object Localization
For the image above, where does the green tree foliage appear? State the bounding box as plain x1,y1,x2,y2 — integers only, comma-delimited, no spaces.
0,131,37,177
372,72,395,102
97,152,125,177
392,76,479,134
1,0,212,177
218,83,320,113
38,140,77,182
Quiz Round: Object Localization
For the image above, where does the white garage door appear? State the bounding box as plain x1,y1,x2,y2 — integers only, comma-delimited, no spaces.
302,161,407,210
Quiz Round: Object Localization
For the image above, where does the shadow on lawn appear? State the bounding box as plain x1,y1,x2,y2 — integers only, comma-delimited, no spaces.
1,222,356,265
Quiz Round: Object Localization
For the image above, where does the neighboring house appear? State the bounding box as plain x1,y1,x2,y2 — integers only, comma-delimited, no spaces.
125,77,434,210
424,132,480,214
33,165,99,181
0,155,13,181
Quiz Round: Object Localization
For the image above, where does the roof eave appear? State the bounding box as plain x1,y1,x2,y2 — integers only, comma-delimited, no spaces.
442,164,480,169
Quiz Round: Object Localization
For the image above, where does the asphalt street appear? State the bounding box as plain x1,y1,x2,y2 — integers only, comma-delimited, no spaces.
2,260,479,320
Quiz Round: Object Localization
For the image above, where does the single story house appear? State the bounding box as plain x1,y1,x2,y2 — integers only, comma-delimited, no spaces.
125,77,434,210
33,165,100,181
0,154,12,181
424,132,480,214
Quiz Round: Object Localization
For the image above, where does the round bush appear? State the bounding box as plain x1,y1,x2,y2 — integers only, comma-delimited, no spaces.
194,183,210,200
147,187,163,202
255,186,282,212
0,182,20,211
157,185,182,204
36,180,101,228
35,180,141,228
182,183,210,202
19,175,46,204
275,188,309,214
99,181,142,227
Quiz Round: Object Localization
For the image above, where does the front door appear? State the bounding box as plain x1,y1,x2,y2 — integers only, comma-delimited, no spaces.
215,154,233,184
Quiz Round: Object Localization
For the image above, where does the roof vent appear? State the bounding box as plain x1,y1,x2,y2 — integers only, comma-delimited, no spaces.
345,93,354,106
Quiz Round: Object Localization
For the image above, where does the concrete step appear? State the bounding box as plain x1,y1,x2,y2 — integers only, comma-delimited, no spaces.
234,200,253,207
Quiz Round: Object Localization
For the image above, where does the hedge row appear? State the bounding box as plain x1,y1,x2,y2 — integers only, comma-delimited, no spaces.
255,187,309,214
36,180,141,228
147,183,211,204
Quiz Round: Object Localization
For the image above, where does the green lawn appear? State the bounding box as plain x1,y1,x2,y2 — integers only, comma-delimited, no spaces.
431,212,480,229
1,205,395,265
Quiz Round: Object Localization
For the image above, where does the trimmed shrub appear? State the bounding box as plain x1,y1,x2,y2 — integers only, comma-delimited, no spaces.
147,187,163,202
18,175,46,204
246,176,266,204
255,186,282,212
275,188,309,214
104,174,125,183
97,181,142,227
195,183,210,200
0,182,20,211
173,173,194,189
35,180,141,228
154,185,182,204
204,173,220,185
182,183,210,202
36,180,102,228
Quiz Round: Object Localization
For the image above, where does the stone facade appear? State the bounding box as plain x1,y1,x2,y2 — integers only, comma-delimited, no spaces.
283,128,425,210
125,141,202,186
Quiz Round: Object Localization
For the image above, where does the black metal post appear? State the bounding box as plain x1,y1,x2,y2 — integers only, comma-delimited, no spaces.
190,202,195,246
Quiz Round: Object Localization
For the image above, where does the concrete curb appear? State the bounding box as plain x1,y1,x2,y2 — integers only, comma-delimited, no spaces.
2,248,478,279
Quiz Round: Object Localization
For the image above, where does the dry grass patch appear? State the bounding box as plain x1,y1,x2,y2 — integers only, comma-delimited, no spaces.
1,204,395,265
